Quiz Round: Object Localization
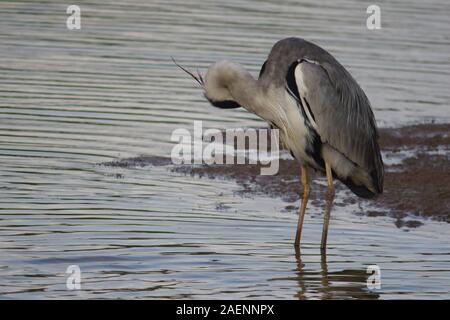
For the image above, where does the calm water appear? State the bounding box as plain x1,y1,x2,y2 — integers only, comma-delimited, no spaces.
1,0,450,299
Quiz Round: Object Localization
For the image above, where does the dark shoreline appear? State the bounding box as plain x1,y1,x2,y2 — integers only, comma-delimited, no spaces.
377,123,449,224
104,122,450,227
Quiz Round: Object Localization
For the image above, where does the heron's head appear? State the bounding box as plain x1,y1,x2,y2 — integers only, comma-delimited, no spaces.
173,59,242,109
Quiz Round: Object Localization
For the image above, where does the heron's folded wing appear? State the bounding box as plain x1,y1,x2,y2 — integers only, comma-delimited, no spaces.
292,60,382,175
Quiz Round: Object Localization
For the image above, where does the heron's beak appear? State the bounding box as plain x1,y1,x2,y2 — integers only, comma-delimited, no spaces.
171,57,204,87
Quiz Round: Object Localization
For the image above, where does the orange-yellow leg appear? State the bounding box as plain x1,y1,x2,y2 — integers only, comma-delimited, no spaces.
294,165,310,247
321,162,335,252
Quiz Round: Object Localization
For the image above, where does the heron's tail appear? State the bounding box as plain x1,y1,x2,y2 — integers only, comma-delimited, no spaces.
338,162,383,199
339,175,379,199
322,144,384,199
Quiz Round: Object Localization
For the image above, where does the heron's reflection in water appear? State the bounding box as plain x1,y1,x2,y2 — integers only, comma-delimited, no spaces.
294,246,380,300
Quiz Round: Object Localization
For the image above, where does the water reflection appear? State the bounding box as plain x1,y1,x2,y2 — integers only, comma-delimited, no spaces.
294,246,380,300
293,246,307,300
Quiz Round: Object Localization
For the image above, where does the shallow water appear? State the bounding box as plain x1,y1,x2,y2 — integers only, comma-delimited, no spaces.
0,0,450,299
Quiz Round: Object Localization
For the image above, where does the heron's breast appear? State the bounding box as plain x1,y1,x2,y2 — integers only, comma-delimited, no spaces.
279,94,314,163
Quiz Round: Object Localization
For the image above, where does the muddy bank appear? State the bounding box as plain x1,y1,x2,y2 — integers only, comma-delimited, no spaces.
379,123,450,224
104,123,450,226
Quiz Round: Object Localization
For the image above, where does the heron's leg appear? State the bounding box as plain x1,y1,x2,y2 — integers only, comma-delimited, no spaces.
321,162,335,251
294,165,310,247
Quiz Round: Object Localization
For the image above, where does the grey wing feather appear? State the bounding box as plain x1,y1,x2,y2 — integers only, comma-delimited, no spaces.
295,60,384,191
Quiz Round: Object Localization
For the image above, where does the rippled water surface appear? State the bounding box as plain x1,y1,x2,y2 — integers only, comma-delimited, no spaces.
1,0,449,299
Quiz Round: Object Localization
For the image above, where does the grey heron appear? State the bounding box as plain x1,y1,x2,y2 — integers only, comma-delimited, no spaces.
175,37,384,251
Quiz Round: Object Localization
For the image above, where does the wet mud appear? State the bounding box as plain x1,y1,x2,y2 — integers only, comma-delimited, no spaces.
104,123,450,226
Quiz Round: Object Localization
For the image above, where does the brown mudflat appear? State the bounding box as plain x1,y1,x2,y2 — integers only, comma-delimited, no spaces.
172,123,450,226
378,123,450,224
105,123,450,226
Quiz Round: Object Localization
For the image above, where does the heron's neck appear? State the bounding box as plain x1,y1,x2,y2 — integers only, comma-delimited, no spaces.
228,73,286,131
227,72,268,118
